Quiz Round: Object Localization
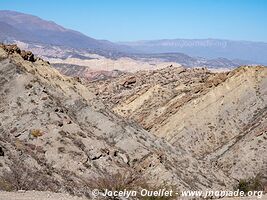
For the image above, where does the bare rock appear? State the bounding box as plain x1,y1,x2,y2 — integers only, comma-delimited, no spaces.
21,50,35,62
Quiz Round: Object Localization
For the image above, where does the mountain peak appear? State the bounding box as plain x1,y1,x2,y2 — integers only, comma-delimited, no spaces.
0,10,66,32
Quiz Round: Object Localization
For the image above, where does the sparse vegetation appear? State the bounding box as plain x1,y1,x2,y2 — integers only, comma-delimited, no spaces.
1,43,267,200
90,170,145,193
30,129,44,138
0,156,59,191
89,170,177,200
235,175,265,194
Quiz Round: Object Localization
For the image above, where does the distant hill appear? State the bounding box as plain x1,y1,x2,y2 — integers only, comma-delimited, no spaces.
0,10,132,56
119,39,267,65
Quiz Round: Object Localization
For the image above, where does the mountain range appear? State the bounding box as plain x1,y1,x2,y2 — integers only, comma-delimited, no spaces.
119,39,267,65
1,10,267,70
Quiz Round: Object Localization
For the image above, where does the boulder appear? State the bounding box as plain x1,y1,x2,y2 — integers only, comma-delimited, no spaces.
21,50,35,62
122,76,136,87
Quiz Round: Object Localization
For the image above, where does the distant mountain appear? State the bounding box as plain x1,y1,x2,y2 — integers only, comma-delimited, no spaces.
0,10,262,69
0,10,132,57
0,21,23,39
129,52,247,68
119,39,267,65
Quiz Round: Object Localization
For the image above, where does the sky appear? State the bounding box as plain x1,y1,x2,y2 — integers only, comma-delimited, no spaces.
0,0,266,42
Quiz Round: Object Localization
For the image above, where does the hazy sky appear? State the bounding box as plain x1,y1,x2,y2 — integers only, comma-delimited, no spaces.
0,0,266,42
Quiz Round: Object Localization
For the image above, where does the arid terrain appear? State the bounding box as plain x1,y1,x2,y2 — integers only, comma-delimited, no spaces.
89,64,267,177
0,191,266,200
0,44,266,200
0,191,87,200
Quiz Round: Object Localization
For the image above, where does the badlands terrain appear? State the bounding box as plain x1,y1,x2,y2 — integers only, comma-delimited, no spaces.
0,44,266,200
89,61,267,181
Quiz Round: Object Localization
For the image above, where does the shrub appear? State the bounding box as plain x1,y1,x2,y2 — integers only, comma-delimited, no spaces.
0,179,13,191
237,180,250,194
235,175,264,194
90,170,145,192
30,129,44,138
88,170,177,200
1,155,60,192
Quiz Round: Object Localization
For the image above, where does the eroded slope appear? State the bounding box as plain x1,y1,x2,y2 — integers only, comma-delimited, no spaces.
0,45,235,198
90,64,267,183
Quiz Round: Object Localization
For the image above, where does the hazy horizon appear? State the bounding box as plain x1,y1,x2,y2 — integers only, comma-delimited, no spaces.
0,0,266,42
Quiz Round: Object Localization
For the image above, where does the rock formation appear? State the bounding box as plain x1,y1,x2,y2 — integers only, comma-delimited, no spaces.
0,45,266,199
89,63,267,187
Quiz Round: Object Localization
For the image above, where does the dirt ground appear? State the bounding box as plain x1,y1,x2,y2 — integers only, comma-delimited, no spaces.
0,191,88,200
0,191,266,200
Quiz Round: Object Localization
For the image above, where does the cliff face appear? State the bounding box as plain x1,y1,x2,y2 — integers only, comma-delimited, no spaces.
0,45,238,197
90,64,267,182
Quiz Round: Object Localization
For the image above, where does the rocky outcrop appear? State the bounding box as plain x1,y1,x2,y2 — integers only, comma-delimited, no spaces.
20,50,35,62
0,44,36,62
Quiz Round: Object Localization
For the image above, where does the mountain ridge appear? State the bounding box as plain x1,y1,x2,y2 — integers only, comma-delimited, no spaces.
0,10,133,55
119,38,267,65
89,64,267,182
0,10,264,69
